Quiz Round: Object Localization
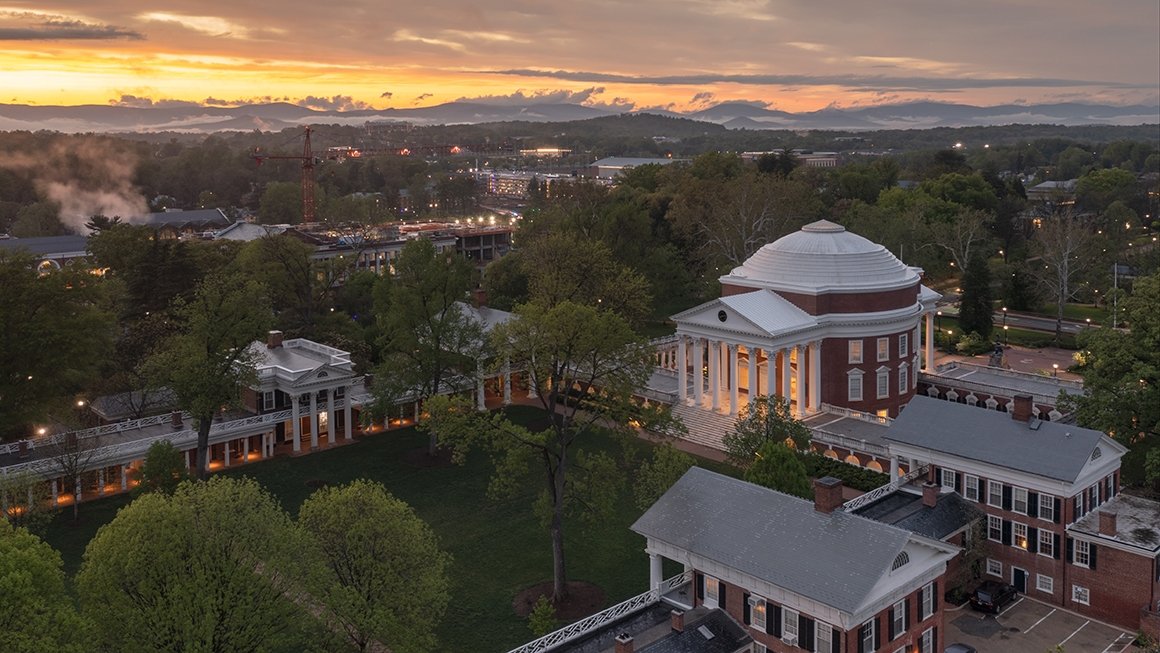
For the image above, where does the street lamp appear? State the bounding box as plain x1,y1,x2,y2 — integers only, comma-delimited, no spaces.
1003,325,1009,345
936,311,943,346
1052,363,1059,377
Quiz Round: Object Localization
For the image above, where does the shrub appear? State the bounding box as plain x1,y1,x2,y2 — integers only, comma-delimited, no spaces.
799,453,889,492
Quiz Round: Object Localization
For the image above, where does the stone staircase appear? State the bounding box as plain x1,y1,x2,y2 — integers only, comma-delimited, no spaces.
669,402,736,452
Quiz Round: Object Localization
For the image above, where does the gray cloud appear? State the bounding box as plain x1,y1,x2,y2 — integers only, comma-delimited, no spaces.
0,18,142,40
454,87,607,106
380,91,393,99
295,95,373,111
414,93,434,103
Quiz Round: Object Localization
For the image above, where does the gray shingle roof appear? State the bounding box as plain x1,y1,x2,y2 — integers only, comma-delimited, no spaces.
631,467,910,614
855,490,983,541
0,235,89,256
885,396,1108,483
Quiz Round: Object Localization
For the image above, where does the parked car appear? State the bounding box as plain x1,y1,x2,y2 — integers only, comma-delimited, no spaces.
945,644,977,653
969,580,1018,614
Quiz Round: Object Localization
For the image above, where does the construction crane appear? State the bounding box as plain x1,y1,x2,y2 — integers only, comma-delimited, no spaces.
251,126,319,223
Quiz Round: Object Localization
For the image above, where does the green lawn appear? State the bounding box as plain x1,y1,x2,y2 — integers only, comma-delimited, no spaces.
41,406,732,653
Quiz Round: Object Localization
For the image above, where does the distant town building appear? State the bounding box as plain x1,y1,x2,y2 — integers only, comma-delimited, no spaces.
587,156,677,179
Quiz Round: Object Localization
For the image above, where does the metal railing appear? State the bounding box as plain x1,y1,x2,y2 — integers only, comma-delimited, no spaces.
0,411,195,455
506,571,692,653
809,428,890,458
840,464,929,513
818,403,893,426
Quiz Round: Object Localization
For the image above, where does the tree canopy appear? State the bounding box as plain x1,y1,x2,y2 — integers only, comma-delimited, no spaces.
743,440,813,499
723,395,811,468
0,522,90,653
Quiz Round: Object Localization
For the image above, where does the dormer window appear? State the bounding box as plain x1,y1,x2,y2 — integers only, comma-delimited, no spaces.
891,551,910,571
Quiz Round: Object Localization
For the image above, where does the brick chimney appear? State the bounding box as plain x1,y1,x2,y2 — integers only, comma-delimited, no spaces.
814,476,844,514
17,440,29,459
267,330,284,349
671,610,685,633
171,410,183,430
1099,511,1117,536
922,481,940,508
614,633,634,653
1012,395,1033,423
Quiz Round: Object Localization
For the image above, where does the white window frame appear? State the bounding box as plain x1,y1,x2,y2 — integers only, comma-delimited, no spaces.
1037,574,1054,594
753,644,768,653
861,619,875,652
848,339,863,364
877,337,889,362
262,391,275,411
920,627,935,653
1013,487,1029,515
988,515,1002,543
1072,585,1090,605
1039,530,1054,558
892,599,906,637
988,480,1003,508
986,558,1002,577
1013,522,1028,550
749,595,767,632
921,581,934,619
1074,540,1090,568
1039,493,1055,522
964,474,980,501
704,576,720,608
898,362,909,394
876,366,890,399
848,370,864,402
815,621,833,653
783,608,799,641
940,468,956,491
899,332,909,358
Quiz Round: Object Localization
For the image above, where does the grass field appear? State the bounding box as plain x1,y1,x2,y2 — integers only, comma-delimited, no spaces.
41,406,731,653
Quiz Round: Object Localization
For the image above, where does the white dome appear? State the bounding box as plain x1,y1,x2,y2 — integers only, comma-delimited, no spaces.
722,220,919,294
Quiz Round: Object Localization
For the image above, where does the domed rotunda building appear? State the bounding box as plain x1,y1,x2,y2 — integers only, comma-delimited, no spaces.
668,220,940,419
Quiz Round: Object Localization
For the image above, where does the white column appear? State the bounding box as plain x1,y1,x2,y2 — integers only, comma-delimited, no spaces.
476,364,487,411
764,349,774,399
890,456,900,480
728,344,739,415
719,340,729,394
185,449,192,469
51,479,58,505
292,396,302,453
809,340,822,413
344,388,353,440
75,477,82,504
709,340,720,411
649,553,663,592
924,311,935,372
243,436,250,462
781,348,792,404
677,336,688,403
326,389,337,444
747,346,758,400
503,361,512,405
120,465,128,491
692,338,704,406
98,468,106,495
795,344,806,418
224,441,231,466
310,392,319,451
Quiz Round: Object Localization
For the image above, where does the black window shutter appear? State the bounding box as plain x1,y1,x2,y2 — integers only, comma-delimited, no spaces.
873,617,881,651
904,597,910,631
888,606,896,641
742,593,750,625
1066,537,1074,563
932,581,939,612
800,616,814,651
1002,520,1012,546
1054,533,1061,560
1090,544,1098,570
696,573,704,601
719,583,727,610
1002,485,1013,511
933,626,939,652
954,472,962,494
1054,498,1062,524
857,625,867,653
832,627,841,653
1028,526,1038,554
773,605,782,638
1028,492,1039,518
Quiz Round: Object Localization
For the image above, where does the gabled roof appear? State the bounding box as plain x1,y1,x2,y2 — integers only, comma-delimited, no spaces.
855,490,983,541
672,290,817,337
144,208,232,227
885,396,1122,483
0,235,89,256
457,301,513,333
632,467,911,614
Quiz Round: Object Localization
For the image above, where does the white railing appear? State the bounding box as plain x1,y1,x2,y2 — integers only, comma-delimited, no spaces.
818,403,893,426
840,464,929,513
809,428,890,458
0,411,195,456
506,571,691,653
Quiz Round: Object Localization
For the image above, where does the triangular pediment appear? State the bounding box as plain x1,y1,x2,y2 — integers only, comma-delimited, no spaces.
290,364,355,388
673,290,817,338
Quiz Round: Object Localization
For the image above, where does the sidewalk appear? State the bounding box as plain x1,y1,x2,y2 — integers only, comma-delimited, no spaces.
932,344,1081,382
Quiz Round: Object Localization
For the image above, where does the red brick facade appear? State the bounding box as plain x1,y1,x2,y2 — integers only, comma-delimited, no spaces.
719,283,920,316
821,329,919,417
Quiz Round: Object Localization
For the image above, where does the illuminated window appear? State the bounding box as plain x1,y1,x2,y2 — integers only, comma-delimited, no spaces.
749,596,766,632
704,576,720,608
877,337,889,361
848,340,863,363
1013,522,1028,550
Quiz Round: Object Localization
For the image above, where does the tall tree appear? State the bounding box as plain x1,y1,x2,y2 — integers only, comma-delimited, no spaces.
634,443,695,511
369,238,483,455
41,433,102,522
129,440,188,495
743,440,812,499
0,522,90,653
723,395,811,469
76,477,315,653
298,480,451,653
959,249,994,340
422,300,661,602
1030,210,1100,344
146,273,271,479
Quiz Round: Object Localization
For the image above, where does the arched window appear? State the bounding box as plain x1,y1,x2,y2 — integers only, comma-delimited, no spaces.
892,551,910,571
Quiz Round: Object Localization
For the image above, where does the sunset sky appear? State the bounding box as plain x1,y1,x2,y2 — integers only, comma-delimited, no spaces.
2,1,1158,113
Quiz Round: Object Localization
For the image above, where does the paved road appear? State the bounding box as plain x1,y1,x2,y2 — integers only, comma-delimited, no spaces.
995,311,1091,335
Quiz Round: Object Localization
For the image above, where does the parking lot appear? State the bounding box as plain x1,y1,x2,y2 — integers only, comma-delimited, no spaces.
945,596,1135,653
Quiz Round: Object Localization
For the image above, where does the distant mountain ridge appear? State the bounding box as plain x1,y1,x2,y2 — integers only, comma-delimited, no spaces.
0,99,1155,134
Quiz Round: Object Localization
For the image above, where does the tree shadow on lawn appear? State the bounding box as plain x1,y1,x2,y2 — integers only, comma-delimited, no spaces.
513,580,606,621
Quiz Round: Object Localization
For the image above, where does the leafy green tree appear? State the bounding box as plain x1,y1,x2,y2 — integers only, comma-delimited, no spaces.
527,596,557,637
635,443,696,511
10,202,67,237
369,238,483,455
83,214,122,233
258,180,303,224
130,440,187,495
959,249,994,340
0,470,52,535
88,224,207,320
298,480,451,653
482,250,529,311
77,477,314,653
1062,272,1159,485
146,273,271,479
0,522,90,653
422,300,660,602
0,251,115,440
1076,167,1139,213
743,440,812,499
723,395,811,468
